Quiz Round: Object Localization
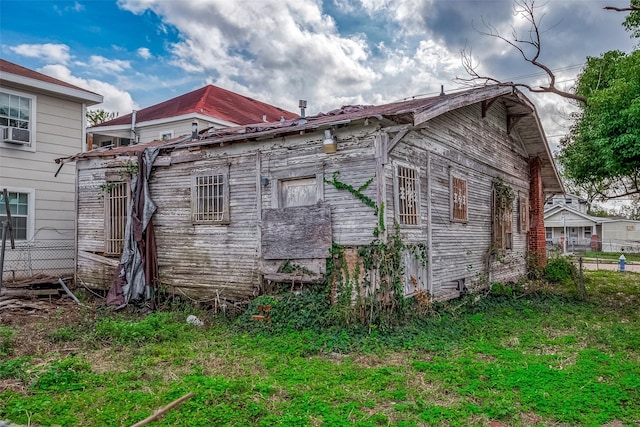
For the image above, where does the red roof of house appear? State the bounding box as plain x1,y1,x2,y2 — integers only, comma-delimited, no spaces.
0,59,101,97
92,84,299,128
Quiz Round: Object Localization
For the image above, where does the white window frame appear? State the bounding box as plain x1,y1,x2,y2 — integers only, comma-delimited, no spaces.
191,167,230,224
0,88,37,152
0,187,36,242
159,130,174,141
450,171,468,223
393,162,421,227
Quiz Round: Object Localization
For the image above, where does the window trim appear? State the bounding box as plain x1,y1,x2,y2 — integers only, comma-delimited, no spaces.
518,194,529,233
270,165,324,209
0,88,37,152
191,166,230,225
492,186,513,252
103,178,130,255
393,162,421,227
450,171,468,223
0,187,36,242
159,130,174,141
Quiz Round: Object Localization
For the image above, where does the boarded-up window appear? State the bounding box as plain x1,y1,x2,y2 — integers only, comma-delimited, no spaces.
105,181,128,255
519,195,529,233
192,168,229,223
451,175,468,222
396,165,419,226
279,177,317,207
504,207,513,249
492,186,513,251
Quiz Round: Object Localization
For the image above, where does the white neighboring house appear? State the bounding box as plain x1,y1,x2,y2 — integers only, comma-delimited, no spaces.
544,205,601,252
544,195,640,253
0,59,103,282
87,84,298,149
544,193,589,214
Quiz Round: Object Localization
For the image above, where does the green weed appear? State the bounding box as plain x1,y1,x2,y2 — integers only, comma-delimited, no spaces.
0,271,638,426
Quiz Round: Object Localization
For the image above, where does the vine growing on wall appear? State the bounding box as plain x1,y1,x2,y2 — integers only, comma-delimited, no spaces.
324,171,377,213
324,171,427,329
489,177,516,260
493,177,515,211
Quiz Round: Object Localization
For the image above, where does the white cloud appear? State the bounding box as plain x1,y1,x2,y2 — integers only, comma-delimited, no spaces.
137,47,152,59
53,1,84,15
87,55,131,73
9,43,72,64
114,0,478,113
119,0,380,113
38,64,138,114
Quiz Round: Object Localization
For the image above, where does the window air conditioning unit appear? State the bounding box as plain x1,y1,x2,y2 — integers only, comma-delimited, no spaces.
2,126,30,144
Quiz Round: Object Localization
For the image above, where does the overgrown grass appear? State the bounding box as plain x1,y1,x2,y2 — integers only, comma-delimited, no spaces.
1,271,639,426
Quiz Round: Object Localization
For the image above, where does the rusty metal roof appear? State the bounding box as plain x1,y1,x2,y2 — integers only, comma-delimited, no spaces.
63,84,564,196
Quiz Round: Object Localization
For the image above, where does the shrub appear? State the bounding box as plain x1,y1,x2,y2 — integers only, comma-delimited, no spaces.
0,325,14,356
239,284,332,332
490,282,514,296
544,255,578,284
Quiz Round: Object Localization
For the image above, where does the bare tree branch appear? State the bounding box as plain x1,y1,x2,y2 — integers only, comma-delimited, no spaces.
457,0,588,104
603,6,640,12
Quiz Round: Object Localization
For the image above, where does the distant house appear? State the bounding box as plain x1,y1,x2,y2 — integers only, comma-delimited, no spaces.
87,84,299,149
544,205,600,252
544,193,589,213
545,204,640,253
0,58,102,282
67,85,562,305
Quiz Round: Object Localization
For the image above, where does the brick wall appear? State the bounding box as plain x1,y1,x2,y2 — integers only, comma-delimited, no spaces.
528,157,547,267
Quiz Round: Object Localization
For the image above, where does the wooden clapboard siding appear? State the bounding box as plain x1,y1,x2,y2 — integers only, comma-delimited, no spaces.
152,152,261,300
76,159,133,289
74,90,552,303
388,102,531,299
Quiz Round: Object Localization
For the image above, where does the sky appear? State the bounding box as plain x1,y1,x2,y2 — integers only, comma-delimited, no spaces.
0,0,637,155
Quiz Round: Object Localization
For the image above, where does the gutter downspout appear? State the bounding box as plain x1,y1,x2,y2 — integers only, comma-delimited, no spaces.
131,110,138,144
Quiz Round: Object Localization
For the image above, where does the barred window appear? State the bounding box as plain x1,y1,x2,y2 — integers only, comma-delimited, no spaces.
451,175,468,222
396,165,419,226
105,181,128,255
192,169,229,223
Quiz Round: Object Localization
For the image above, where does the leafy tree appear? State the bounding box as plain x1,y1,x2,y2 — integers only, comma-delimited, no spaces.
558,49,640,200
86,109,118,126
620,200,640,219
459,0,640,201
607,0,640,38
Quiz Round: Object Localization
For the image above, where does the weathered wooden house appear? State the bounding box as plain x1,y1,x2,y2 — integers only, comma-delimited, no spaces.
65,85,562,305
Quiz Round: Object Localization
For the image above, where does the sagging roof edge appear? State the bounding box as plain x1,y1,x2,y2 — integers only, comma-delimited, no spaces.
57,85,565,195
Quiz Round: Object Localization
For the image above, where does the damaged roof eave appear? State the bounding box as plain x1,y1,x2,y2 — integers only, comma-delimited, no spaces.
513,93,565,195
412,85,514,126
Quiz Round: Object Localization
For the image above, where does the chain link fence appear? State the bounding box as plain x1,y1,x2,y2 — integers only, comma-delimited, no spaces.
1,240,74,284
547,237,640,254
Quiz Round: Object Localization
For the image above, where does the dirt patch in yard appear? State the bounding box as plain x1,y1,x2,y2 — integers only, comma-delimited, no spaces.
1,296,100,357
